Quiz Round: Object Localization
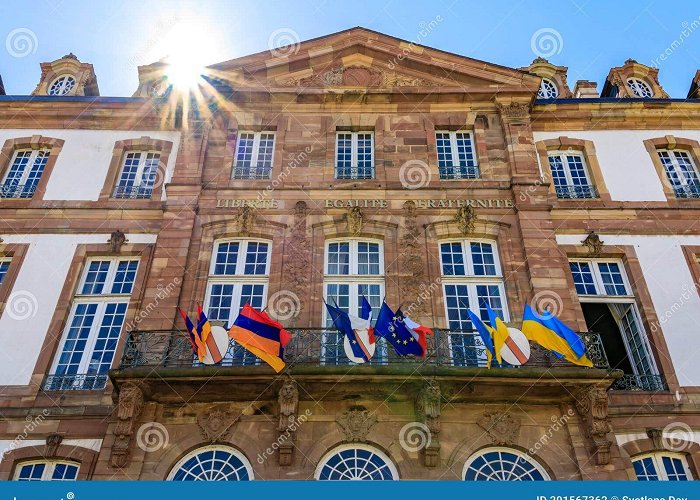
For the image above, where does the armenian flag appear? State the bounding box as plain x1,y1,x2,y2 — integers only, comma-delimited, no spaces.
228,304,292,372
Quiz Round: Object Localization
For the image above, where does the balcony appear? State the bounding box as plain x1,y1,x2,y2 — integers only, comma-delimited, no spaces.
43,373,108,391
335,165,374,180
113,185,154,199
555,184,597,199
674,184,700,199
231,164,273,180
0,182,37,199
438,165,480,180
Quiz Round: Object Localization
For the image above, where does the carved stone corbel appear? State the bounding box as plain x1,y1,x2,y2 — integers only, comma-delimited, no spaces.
454,205,476,235
346,207,364,236
336,406,376,443
45,434,63,458
416,380,442,467
110,382,145,468
582,231,604,257
477,408,521,446
234,205,256,235
277,378,299,466
574,386,612,465
108,230,127,253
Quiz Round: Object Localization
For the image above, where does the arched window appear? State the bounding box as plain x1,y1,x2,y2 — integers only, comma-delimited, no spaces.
204,239,271,365
168,446,254,481
537,78,559,99
633,453,693,481
463,448,549,481
14,460,79,481
315,445,398,480
627,78,653,98
323,239,385,364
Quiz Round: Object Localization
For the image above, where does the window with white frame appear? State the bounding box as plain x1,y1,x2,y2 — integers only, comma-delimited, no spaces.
537,78,559,99
232,132,275,180
48,75,76,96
15,461,79,481
168,445,254,481
47,258,139,391
315,445,399,480
627,78,653,98
1,149,50,198
335,132,374,180
463,447,549,481
204,240,271,365
323,239,385,364
0,257,11,286
657,149,700,198
435,131,479,180
439,240,507,367
113,151,161,199
633,453,693,481
547,152,597,199
569,259,662,390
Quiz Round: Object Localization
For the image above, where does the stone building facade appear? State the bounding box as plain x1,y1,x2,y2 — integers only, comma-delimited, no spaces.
1,27,700,481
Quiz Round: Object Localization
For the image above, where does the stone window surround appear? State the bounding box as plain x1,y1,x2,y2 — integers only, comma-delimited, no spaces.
643,136,700,201
222,117,283,188
619,439,700,481
99,136,173,202
535,137,611,202
427,114,489,183
0,243,29,319
558,242,678,392
27,242,153,396
0,135,65,206
0,444,98,480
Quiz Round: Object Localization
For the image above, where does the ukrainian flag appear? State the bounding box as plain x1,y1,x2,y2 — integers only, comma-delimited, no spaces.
228,304,292,372
467,308,496,368
521,304,593,367
485,303,509,365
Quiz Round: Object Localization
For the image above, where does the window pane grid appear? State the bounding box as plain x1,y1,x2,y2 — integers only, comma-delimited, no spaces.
1,149,50,198
335,132,374,179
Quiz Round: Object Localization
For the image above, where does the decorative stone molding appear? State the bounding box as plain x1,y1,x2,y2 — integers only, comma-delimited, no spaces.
416,380,442,467
336,406,377,443
233,205,256,235
646,428,663,449
110,382,145,468
277,378,299,466
602,59,669,98
197,405,240,443
282,202,311,322
285,65,432,88
44,434,63,458
496,101,531,119
108,230,128,254
582,231,604,257
346,207,364,236
520,57,573,98
454,205,476,235
574,386,612,465
477,408,521,446
400,201,427,317
32,53,99,96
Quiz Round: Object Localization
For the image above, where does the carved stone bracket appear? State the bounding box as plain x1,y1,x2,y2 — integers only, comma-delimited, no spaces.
45,434,63,458
197,405,240,443
416,380,442,467
574,386,612,465
346,207,364,236
108,230,128,253
336,406,376,443
582,231,604,257
110,382,145,468
277,378,300,466
477,408,521,446
455,205,476,235
234,205,256,235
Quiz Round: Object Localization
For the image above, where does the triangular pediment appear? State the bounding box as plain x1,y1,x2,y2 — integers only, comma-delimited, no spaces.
207,27,539,94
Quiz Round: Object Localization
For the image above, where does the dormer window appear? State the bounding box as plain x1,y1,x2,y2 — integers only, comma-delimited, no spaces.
627,78,653,98
537,78,559,99
47,75,76,96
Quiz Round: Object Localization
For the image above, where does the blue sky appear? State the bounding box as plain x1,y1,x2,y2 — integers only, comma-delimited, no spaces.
1,0,699,97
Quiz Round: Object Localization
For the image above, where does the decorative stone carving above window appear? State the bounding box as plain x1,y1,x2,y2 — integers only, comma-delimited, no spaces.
520,57,573,99
284,65,434,88
32,53,99,96
336,406,377,443
477,408,521,446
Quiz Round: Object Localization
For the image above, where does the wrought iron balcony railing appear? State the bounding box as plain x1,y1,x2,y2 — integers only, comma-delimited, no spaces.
113,185,154,199
674,184,700,199
335,165,375,180
231,164,273,180
0,183,37,199
555,184,598,199
438,165,480,180
611,374,667,392
117,328,612,372
43,373,109,391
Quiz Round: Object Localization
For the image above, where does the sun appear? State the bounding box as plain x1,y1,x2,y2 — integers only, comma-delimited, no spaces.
157,20,213,90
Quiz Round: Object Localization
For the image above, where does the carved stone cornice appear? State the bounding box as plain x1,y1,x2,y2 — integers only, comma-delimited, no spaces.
197,405,240,443
574,386,612,465
477,408,521,446
336,406,376,443
110,382,145,468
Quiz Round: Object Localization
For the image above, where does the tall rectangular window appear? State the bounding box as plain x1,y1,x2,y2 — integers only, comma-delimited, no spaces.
548,152,597,199
47,258,139,391
0,258,11,285
1,149,49,198
335,132,374,180
658,149,700,198
232,132,275,180
435,131,479,179
113,151,161,199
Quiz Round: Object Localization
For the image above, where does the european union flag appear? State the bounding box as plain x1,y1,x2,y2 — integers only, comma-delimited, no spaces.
374,302,424,356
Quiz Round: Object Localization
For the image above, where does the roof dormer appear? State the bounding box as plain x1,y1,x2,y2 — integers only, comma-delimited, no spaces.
687,70,700,99
132,60,170,98
32,53,99,97
601,59,668,98
520,57,572,99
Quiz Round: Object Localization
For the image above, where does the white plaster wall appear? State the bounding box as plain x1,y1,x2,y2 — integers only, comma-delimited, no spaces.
0,233,156,386
533,130,700,202
557,234,700,387
0,130,181,201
